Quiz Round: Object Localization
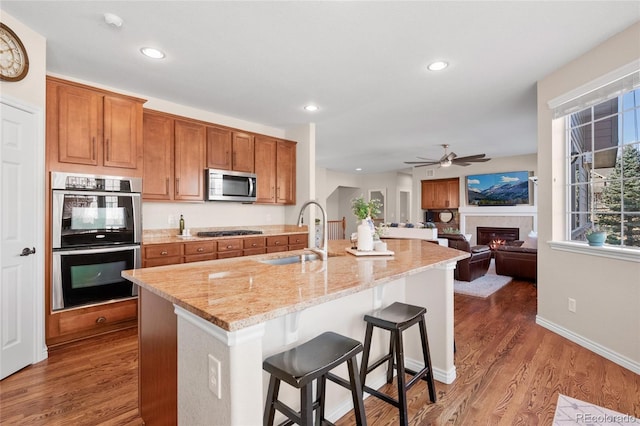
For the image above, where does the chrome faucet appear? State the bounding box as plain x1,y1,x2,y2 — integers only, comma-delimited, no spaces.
297,200,328,261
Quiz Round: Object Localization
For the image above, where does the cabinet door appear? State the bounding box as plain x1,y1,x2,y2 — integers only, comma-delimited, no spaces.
434,181,450,208
276,141,296,204
143,112,174,200
174,120,205,201
421,181,436,209
254,137,277,203
231,132,254,172
103,96,140,169
57,84,102,166
206,126,232,170
447,179,460,208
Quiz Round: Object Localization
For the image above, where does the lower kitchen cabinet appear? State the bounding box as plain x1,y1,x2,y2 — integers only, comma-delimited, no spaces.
47,298,137,347
266,235,289,253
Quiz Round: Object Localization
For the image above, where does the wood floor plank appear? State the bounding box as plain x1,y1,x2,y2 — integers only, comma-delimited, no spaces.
1,280,638,425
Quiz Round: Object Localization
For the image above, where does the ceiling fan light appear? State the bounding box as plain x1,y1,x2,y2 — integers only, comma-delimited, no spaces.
441,159,452,167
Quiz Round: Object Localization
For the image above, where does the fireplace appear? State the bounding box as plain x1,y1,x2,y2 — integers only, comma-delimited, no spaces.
477,227,519,248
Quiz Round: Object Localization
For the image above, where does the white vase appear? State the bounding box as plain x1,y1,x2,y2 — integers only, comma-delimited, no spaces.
357,218,374,251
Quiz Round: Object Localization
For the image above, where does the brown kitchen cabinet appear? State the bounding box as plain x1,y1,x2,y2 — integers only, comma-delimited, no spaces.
206,125,233,170
184,241,216,263
243,236,266,256
254,136,296,205
288,233,308,250
46,298,137,347
143,242,183,267
142,111,206,202
266,235,289,253
46,77,144,175
421,178,460,209
216,238,244,259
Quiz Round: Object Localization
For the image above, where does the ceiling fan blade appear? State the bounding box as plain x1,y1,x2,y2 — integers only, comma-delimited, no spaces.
413,162,440,168
404,161,439,165
453,154,486,162
452,162,472,167
417,156,438,161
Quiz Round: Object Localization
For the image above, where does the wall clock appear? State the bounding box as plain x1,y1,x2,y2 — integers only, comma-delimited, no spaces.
0,23,29,82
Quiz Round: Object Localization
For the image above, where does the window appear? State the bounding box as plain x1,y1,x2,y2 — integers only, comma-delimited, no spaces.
566,88,640,248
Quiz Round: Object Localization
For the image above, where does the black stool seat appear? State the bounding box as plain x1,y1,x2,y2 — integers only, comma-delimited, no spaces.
360,302,436,426
263,331,367,426
363,302,426,331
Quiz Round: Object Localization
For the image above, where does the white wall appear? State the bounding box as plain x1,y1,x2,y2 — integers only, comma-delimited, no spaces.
537,22,640,373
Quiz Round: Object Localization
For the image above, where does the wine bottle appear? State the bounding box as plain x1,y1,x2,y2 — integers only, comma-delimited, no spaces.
179,215,185,235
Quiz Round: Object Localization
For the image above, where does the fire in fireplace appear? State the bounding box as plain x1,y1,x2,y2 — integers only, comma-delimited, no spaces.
477,227,519,247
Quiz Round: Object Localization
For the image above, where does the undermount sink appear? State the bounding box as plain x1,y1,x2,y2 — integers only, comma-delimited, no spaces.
258,253,320,265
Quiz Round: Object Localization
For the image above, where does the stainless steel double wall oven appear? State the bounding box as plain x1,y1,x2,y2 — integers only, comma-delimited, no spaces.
51,172,142,311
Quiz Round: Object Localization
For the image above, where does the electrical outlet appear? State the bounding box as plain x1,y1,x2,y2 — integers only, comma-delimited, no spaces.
208,354,221,398
568,298,576,313
168,214,176,226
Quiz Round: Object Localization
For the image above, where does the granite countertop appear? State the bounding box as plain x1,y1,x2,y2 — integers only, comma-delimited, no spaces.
142,224,309,245
122,239,469,332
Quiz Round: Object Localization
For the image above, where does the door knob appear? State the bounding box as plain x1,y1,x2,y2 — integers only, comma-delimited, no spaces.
20,247,36,256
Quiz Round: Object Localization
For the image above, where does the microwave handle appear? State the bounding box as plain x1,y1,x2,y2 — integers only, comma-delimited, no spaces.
248,177,254,196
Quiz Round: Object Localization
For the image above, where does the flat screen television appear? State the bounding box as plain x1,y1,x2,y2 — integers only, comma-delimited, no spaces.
466,171,532,206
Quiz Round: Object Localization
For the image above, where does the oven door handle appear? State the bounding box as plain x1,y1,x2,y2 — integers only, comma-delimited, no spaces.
53,245,140,256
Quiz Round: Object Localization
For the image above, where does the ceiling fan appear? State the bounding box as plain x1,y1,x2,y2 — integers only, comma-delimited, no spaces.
404,144,491,168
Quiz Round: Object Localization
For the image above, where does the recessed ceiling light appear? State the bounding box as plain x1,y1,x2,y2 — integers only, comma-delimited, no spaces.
427,61,448,71
304,105,319,112
140,47,165,59
355,168,362,171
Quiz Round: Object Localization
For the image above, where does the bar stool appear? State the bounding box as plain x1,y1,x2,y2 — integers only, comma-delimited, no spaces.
359,302,436,426
263,331,367,426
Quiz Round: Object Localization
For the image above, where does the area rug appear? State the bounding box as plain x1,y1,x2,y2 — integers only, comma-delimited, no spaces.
453,260,512,298
553,394,638,425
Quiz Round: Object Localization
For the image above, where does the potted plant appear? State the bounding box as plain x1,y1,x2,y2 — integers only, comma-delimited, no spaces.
586,225,607,247
351,196,382,251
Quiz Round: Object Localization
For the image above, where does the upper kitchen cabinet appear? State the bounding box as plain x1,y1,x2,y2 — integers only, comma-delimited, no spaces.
206,127,254,173
142,111,205,202
421,177,460,210
142,111,174,200
206,126,232,170
174,120,206,201
254,136,296,205
46,77,145,175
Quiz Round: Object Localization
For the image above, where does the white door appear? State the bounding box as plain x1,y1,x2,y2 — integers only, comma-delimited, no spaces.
0,101,38,379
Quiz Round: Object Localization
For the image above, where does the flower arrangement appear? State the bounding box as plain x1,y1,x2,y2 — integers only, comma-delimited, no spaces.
351,196,382,220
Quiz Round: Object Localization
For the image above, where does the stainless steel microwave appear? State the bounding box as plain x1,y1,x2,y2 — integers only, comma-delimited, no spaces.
205,168,257,202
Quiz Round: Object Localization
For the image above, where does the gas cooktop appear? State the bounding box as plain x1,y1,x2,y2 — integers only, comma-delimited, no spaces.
196,230,263,237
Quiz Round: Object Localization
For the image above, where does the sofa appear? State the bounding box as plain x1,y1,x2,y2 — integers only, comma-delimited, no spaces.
439,233,492,282
495,245,537,282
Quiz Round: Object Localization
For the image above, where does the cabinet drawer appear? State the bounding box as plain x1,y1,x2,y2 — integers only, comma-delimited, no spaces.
266,246,288,254
217,250,243,259
184,253,216,263
144,256,182,268
266,235,288,248
184,241,215,256
58,299,137,335
217,239,242,252
288,234,308,246
144,244,182,259
243,247,266,256
243,237,265,249
288,244,306,251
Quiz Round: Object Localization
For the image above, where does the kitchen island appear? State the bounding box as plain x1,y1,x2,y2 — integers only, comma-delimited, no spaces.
122,239,468,425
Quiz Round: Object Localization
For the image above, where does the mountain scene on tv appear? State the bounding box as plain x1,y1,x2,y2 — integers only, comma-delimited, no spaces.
467,171,530,206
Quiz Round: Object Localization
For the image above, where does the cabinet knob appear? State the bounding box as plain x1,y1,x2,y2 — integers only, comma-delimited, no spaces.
96,316,107,324
161,251,168,255
197,247,204,252
252,243,257,247
227,245,233,249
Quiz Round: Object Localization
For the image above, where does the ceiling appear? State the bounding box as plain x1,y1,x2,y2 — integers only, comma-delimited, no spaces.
3,1,639,173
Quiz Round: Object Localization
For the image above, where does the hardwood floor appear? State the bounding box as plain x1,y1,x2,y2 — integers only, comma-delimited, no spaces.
1,280,638,425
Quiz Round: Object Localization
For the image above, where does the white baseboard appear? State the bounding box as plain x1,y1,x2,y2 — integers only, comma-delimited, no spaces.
536,315,640,375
